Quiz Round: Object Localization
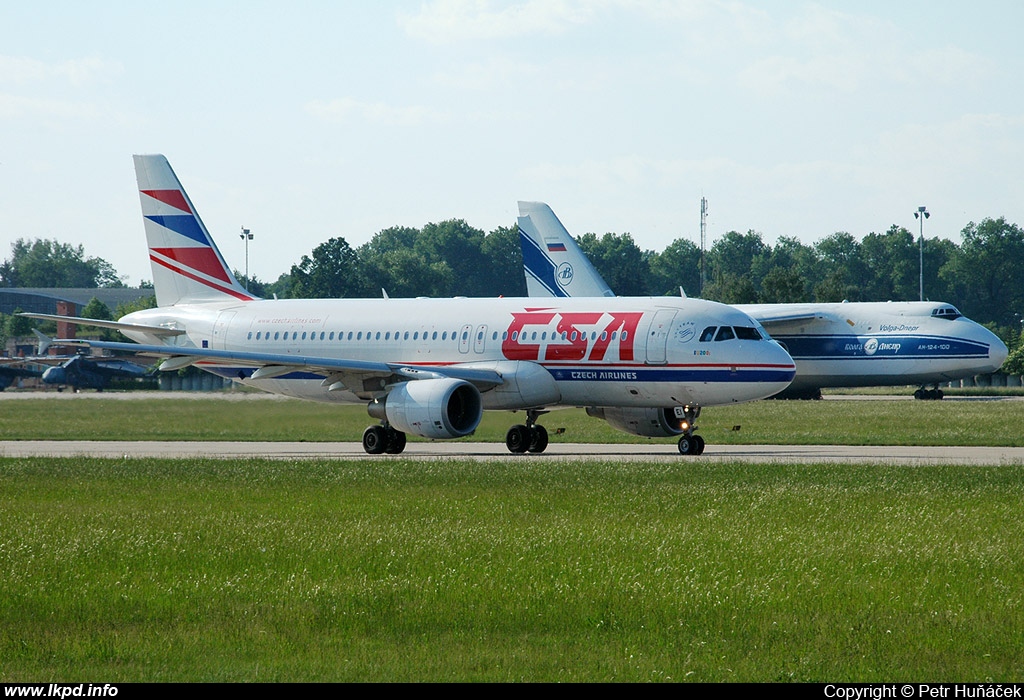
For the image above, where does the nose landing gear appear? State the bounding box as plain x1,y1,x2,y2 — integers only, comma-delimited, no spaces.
676,404,705,455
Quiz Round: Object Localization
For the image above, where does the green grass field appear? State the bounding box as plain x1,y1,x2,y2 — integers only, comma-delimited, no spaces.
1,395,1022,682
2,457,1023,682
0,394,1022,446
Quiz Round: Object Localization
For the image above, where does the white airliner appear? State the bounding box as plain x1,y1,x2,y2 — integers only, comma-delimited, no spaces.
24,156,796,455
517,201,1008,400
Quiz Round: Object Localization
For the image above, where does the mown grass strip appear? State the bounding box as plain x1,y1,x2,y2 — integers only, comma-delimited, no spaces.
1,395,1022,446
2,457,1022,682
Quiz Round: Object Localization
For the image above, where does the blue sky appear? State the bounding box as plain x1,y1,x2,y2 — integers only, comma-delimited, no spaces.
2,1,1023,287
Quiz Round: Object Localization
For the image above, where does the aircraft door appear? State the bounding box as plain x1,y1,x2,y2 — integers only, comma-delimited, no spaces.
458,324,472,354
213,311,237,350
474,325,487,354
645,309,676,365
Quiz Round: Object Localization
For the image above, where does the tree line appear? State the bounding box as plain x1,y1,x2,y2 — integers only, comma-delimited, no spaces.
254,216,1024,335
4,217,1024,372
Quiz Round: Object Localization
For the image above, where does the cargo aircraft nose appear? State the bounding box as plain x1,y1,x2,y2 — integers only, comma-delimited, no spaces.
979,325,1009,374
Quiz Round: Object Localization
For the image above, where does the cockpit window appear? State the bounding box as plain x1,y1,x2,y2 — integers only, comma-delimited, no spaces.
931,306,962,320
734,326,763,341
700,325,763,342
714,326,736,342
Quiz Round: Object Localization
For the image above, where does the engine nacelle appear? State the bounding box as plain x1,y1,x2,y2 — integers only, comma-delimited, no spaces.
369,378,483,439
586,406,688,437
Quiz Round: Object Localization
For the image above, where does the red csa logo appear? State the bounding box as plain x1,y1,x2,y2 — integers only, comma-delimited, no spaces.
502,309,643,362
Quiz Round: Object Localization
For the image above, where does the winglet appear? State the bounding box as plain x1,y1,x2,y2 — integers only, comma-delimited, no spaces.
32,328,52,355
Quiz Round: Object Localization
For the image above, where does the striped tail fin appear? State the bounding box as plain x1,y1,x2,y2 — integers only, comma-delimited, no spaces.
134,154,256,307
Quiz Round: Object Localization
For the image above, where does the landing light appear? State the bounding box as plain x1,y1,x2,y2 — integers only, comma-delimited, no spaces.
679,421,690,432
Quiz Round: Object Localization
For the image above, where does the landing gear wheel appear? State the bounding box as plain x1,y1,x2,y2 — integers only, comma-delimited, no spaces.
362,425,388,454
678,434,705,456
506,424,531,454
385,429,407,454
528,425,549,453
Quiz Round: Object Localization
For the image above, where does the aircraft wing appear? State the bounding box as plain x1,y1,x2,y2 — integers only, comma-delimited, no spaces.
57,339,506,397
738,307,840,331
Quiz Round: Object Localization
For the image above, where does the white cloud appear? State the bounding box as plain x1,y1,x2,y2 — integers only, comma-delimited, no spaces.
304,97,451,126
0,55,122,87
0,93,103,120
397,0,600,42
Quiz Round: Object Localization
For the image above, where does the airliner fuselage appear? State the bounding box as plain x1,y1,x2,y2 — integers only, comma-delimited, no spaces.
122,295,795,410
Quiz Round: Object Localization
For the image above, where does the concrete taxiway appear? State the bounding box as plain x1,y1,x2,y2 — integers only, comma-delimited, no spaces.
1,440,1022,464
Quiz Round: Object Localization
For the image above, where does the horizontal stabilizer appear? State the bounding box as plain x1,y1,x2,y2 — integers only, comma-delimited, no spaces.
18,313,185,337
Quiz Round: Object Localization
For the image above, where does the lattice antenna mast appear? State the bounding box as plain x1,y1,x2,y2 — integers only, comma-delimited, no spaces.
699,196,708,297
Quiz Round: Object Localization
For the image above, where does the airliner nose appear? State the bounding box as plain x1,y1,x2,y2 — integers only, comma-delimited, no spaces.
759,338,797,393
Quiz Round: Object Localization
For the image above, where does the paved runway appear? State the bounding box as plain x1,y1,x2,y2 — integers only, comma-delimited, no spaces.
1,391,1021,464
2,440,1022,464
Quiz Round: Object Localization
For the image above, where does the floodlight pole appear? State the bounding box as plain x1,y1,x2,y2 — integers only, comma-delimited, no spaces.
240,227,253,290
914,206,929,301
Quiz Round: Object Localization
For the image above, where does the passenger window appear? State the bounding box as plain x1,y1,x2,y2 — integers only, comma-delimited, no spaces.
700,327,716,342
714,326,735,341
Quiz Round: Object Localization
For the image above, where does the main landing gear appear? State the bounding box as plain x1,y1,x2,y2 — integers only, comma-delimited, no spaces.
506,409,549,454
676,404,705,455
362,423,407,454
914,385,944,400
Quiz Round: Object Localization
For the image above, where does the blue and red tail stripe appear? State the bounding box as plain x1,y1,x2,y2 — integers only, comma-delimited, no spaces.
141,189,191,213
140,187,256,302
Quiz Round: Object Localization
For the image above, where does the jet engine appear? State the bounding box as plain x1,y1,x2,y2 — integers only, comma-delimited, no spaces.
369,377,483,439
585,406,688,437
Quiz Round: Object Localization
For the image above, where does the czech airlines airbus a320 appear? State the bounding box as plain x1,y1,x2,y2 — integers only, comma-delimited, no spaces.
517,201,1008,400
27,155,796,455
